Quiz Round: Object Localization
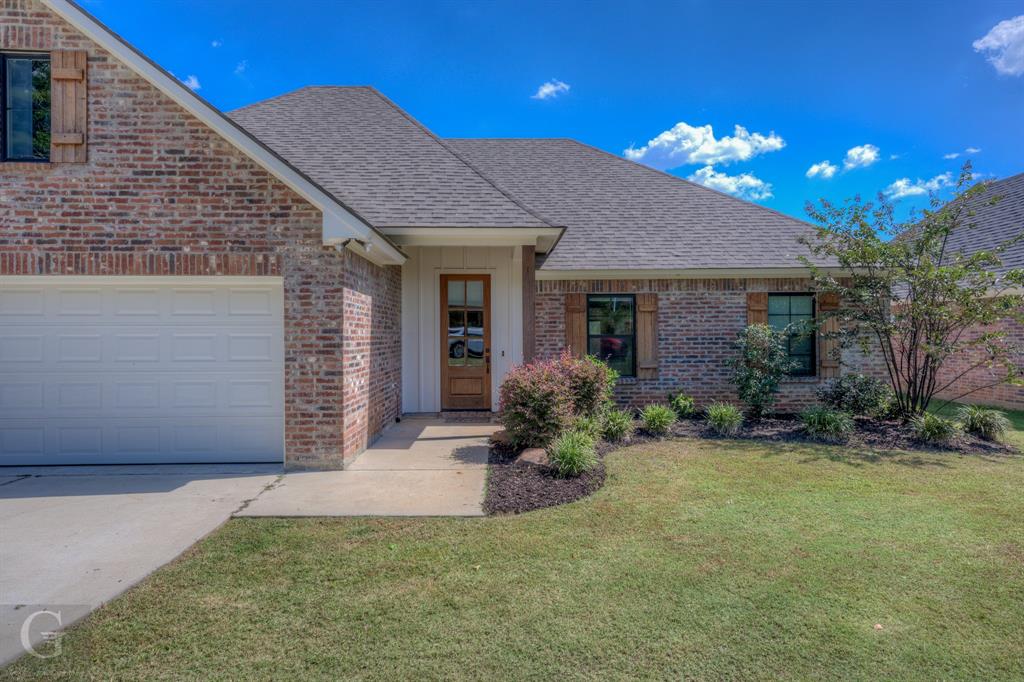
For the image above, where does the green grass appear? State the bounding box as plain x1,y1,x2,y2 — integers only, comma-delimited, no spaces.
6,440,1024,680
929,401,1024,449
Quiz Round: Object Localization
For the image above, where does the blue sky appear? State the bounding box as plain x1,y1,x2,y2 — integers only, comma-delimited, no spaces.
83,0,1024,221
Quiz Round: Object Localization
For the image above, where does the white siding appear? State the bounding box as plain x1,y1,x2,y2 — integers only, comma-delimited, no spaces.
401,246,523,413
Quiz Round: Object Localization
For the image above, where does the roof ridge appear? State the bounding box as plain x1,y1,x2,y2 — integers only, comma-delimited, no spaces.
364,88,562,230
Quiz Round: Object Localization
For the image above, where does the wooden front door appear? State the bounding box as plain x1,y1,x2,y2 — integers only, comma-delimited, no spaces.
441,274,491,410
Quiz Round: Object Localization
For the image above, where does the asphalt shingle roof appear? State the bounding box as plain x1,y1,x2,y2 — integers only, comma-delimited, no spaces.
945,172,1024,276
229,87,551,229
446,138,825,271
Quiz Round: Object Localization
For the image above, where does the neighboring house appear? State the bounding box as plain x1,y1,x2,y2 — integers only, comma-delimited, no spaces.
0,0,877,469
935,172,1024,409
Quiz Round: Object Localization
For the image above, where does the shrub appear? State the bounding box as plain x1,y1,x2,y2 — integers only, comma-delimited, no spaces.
548,430,597,477
557,352,618,418
727,324,795,418
705,402,744,436
911,412,958,445
800,406,854,443
817,374,890,416
572,415,602,441
601,408,635,442
669,392,696,418
498,359,575,449
640,404,677,436
957,405,1010,441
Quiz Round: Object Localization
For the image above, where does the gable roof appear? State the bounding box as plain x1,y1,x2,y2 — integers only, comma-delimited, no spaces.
945,172,1024,277
446,138,828,273
230,87,555,230
42,0,404,265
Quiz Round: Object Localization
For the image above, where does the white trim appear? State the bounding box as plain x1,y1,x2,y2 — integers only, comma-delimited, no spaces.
381,226,563,253
42,0,404,267
535,267,845,280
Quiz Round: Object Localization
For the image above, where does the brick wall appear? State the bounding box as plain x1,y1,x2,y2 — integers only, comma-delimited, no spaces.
536,278,884,411
0,0,401,468
934,317,1024,410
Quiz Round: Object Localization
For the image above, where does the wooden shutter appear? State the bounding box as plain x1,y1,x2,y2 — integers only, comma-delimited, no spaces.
636,293,658,380
818,292,841,379
50,50,88,163
564,293,586,358
746,292,768,325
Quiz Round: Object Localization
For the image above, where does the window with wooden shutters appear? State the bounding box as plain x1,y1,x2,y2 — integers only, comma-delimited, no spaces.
767,293,816,376
585,294,636,377
49,50,87,163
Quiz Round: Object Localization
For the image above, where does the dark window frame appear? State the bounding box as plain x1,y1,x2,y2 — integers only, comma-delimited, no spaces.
0,51,51,163
586,293,637,378
767,293,816,377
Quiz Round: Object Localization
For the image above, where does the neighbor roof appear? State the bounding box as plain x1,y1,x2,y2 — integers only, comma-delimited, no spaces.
230,87,553,230
446,138,827,272
945,171,1024,277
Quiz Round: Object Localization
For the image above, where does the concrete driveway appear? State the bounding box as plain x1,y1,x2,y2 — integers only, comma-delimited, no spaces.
0,465,279,665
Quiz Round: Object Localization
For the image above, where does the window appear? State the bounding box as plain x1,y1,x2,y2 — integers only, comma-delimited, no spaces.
768,293,815,376
1,53,50,162
587,294,635,377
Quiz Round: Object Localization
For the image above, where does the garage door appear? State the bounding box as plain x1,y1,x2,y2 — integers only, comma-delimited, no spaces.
0,277,284,465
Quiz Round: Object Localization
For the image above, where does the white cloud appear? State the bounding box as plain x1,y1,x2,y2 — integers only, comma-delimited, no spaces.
181,74,201,91
944,146,982,160
211,39,223,48
624,122,785,170
688,166,773,201
943,152,961,160
973,15,1024,76
843,144,880,170
234,60,248,76
884,173,954,200
531,79,570,100
965,146,982,154
806,160,838,180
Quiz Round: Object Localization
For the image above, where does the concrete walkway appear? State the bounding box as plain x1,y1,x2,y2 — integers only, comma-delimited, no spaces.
237,417,495,517
0,465,279,665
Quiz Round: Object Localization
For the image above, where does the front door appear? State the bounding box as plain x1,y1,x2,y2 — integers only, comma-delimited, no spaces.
441,274,491,410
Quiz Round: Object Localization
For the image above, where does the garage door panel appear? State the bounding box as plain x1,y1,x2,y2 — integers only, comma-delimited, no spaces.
0,278,284,465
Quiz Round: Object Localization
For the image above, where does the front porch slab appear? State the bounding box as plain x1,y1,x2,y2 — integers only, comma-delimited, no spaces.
237,417,495,517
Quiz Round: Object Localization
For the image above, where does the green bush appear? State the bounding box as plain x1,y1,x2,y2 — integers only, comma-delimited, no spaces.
800,406,854,443
572,415,602,441
816,374,891,416
547,430,598,477
640,404,677,436
705,402,744,436
912,412,958,445
669,392,696,418
727,324,795,418
498,359,574,449
560,353,618,418
957,405,1010,441
601,409,635,442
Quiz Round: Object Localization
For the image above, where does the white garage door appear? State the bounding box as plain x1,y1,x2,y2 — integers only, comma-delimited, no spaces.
0,277,284,465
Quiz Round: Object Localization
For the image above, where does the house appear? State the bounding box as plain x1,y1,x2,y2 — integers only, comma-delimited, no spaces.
0,0,877,469
935,171,1024,409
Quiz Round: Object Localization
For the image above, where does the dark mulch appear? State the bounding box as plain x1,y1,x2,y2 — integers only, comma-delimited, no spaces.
484,414,1016,515
484,442,606,515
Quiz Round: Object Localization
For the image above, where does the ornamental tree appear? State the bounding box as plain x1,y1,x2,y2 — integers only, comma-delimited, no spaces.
800,164,1024,417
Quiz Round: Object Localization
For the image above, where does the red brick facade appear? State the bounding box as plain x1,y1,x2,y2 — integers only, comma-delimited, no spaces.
934,317,1024,410
0,0,401,468
536,278,885,411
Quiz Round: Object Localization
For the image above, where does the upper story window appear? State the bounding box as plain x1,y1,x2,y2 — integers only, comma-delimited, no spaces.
1,53,51,162
587,294,635,377
768,293,816,376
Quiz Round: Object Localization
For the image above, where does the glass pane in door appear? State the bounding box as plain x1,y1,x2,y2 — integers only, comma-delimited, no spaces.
447,281,465,307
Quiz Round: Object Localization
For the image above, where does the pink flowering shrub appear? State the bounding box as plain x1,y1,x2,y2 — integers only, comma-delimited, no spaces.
499,351,618,448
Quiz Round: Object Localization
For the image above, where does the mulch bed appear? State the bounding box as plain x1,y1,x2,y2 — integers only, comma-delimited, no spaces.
484,414,1016,516
484,442,606,515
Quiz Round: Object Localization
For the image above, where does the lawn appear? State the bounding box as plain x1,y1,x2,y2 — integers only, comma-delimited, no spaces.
5,436,1024,680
